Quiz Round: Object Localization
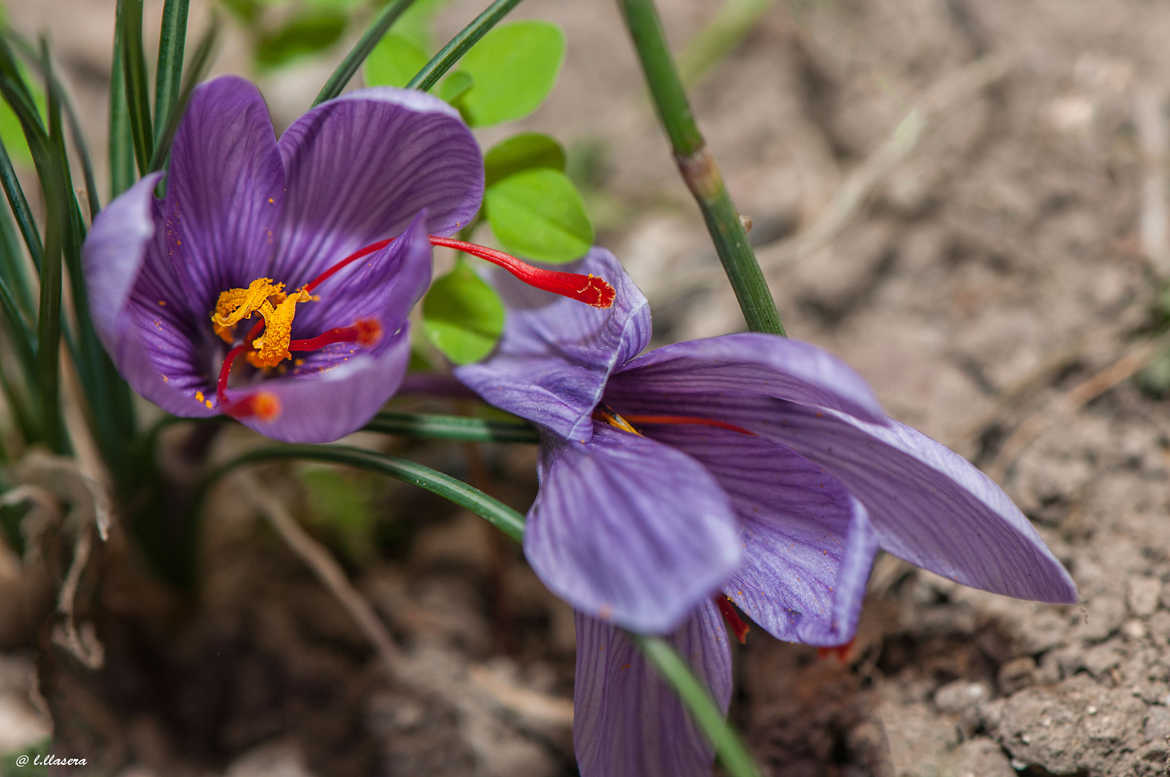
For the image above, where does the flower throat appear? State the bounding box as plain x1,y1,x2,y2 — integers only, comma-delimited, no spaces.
210,235,618,421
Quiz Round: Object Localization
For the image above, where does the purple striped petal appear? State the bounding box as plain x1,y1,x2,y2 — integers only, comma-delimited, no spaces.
84,172,217,417
613,387,1076,603
272,87,482,287
527,424,741,633
636,423,878,645
227,215,431,442
608,333,886,425
160,76,286,309
574,601,730,777
455,248,650,442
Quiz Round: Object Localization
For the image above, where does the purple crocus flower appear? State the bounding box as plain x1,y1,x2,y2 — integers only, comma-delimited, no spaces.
83,75,482,442
455,249,1076,777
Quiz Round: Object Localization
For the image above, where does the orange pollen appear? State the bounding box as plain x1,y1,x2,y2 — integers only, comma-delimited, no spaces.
715,595,751,644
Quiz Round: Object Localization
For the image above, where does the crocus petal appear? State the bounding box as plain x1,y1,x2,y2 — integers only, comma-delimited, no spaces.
574,601,731,777
607,333,886,425
618,390,1077,603
636,423,878,645
455,248,651,442
160,76,286,307
760,406,1077,602
527,424,741,633
84,173,216,417
231,216,432,443
272,87,482,286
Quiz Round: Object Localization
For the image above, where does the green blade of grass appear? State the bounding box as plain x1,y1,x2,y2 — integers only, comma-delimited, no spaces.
153,0,189,146
117,0,154,175
364,411,539,443
0,144,36,313
0,91,44,272
313,0,416,106
198,444,527,542
109,15,135,197
148,17,217,172
405,0,524,92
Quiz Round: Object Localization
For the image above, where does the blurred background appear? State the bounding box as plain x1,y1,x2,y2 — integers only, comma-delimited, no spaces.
2,1,1169,775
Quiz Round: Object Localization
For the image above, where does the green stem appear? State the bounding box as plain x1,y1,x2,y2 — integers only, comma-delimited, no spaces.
632,634,763,777
365,411,539,444
616,0,784,336
197,444,526,542
405,0,524,92
314,0,416,106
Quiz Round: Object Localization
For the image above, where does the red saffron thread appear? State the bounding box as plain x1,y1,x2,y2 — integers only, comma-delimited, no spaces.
619,414,755,436
715,595,751,644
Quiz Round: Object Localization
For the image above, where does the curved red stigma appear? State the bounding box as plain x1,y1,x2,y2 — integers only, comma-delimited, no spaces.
715,595,751,644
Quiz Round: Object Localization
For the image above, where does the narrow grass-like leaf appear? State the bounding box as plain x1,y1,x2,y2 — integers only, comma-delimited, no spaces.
632,634,764,777
199,445,526,542
405,0,524,93
109,18,135,197
117,0,154,175
35,60,66,452
0,144,37,307
0,87,44,271
364,411,539,443
148,18,217,173
0,272,36,378
314,0,415,106
153,0,189,148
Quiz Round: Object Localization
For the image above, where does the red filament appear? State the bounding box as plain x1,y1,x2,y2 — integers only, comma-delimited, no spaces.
715,595,750,644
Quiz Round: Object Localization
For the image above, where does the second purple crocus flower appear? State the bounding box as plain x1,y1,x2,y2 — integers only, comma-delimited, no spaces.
456,249,1076,777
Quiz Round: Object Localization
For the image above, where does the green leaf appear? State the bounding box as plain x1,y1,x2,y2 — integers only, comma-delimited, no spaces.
404,0,522,93
436,70,472,104
254,8,347,70
456,20,564,127
364,411,538,444
393,0,450,50
153,0,189,146
484,132,565,188
484,168,593,263
364,32,428,88
421,261,505,364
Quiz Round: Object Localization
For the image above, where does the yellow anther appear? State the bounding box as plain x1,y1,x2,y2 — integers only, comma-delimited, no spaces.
211,278,286,343
245,287,314,368
596,407,643,436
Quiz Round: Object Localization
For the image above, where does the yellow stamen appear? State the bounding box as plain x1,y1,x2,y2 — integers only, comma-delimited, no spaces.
210,278,316,368
595,407,643,436
211,278,286,343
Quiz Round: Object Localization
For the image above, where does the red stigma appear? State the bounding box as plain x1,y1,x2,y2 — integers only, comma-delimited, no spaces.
817,639,855,664
289,318,382,352
429,236,616,308
222,391,280,421
715,595,751,644
619,414,755,436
